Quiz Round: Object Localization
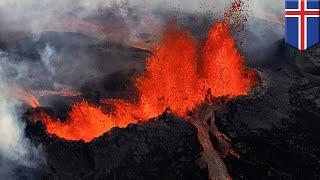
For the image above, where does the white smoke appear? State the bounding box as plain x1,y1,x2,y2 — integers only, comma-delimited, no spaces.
0,0,284,50
0,55,45,179
251,0,283,19
242,0,284,63
0,0,284,27
0,0,224,31
40,44,56,75
0,95,43,167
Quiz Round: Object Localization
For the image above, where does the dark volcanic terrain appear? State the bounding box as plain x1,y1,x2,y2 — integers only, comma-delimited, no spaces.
218,42,320,179
25,113,207,180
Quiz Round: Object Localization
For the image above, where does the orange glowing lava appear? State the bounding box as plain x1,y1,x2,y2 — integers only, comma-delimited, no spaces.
202,23,258,98
37,22,260,142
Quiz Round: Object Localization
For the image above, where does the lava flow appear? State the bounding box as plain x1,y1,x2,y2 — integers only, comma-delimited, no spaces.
35,22,260,142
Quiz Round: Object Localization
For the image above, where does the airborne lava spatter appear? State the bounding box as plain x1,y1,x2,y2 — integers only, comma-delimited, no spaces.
202,23,259,98
38,22,260,142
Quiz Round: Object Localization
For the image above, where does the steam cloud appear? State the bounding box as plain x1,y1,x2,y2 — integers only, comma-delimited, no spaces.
0,0,283,45
0,54,45,179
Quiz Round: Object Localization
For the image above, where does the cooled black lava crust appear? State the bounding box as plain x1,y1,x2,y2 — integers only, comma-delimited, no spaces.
217,42,320,180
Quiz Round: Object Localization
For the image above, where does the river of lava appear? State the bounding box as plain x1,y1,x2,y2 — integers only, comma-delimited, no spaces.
37,22,260,142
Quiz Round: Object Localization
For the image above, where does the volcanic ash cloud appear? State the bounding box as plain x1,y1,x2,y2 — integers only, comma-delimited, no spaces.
0,59,45,178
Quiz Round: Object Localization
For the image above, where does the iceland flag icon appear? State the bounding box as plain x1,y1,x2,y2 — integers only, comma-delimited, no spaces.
285,0,320,51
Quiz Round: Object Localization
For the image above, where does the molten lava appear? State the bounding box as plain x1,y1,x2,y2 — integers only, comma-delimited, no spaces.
135,24,203,116
202,23,258,97
36,22,260,142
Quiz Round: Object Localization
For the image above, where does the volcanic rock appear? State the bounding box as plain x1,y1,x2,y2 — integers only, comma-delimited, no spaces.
216,41,320,179
25,113,208,180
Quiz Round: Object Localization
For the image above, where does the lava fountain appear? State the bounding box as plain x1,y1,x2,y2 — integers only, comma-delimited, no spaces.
35,22,260,142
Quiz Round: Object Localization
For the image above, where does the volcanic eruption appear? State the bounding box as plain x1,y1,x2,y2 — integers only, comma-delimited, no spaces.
21,19,260,180
0,0,272,179
3,0,319,179
32,22,259,143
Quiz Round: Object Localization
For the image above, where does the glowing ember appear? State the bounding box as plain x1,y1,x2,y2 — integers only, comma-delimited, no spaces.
37,22,260,142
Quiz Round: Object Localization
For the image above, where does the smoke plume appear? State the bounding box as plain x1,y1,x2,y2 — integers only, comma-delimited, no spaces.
0,54,45,179
0,0,283,48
